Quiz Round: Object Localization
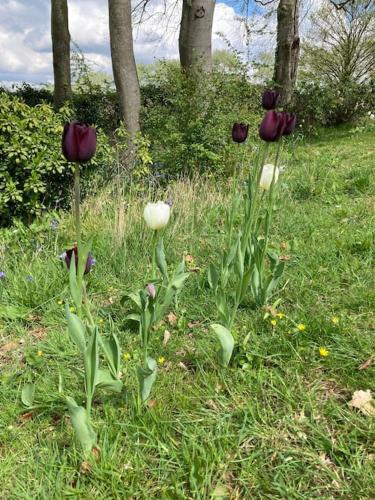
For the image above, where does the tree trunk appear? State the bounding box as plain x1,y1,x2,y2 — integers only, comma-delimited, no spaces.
179,0,216,73
51,0,72,110
108,0,141,144
273,0,300,106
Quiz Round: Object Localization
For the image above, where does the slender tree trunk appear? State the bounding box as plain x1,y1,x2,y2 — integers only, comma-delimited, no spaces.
273,0,300,105
51,0,72,110
108,0,141,146
179,0,216,72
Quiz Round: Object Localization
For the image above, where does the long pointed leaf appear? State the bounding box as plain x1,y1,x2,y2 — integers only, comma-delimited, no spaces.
66,396,97,456
137,357,157,402
210,323,234,368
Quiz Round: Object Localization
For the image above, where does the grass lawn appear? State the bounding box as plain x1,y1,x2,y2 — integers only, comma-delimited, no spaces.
0,124,374,498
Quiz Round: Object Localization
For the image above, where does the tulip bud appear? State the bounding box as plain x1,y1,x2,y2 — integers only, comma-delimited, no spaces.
63,246,95,274
62,121,97,163
259,111,286,142
262,89,281,110
232,123,249,143
143,201,171,230
259,164,280,191
283,113,297,135
146,283,156,299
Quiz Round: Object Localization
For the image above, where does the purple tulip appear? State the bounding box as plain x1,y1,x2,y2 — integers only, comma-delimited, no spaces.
63,246,95,274
262,90,281,110
146,283,156,299
283,113,297,135
259,111,286,142
62,122,97,163
232,123,249,143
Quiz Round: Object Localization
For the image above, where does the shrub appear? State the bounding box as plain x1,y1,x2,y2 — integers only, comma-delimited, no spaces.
293,80,375,130
0,92,115,226
141,61,263,177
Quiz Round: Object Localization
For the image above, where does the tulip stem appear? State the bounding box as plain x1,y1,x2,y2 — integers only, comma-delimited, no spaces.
74,164,81,245
151,230,158,279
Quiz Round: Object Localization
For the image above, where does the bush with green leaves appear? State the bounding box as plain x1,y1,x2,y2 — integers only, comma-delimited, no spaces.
292,80,375,130
141,61,263,177
0,92,116,226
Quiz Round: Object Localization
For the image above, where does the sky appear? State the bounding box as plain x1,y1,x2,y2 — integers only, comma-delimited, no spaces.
0,0,277,86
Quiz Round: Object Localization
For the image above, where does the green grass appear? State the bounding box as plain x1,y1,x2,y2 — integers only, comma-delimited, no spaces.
0,124,374,498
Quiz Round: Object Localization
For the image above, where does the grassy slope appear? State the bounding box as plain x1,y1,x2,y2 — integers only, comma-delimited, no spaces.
0,125,374,498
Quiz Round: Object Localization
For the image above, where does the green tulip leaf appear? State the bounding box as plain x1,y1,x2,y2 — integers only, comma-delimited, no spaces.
210,323,235,368
66,304,86,353
137,357,157,403
66,397,97,456
84,326,99,399
207,263,219,292
77,239,92,282
21,383,35,408
96,369,123,393
100,332,121,378
120,291,142,310
68,256,82,310
156,237,168,279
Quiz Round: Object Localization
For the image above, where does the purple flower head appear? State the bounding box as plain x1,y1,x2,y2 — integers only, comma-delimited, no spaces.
146,283,156,299
63,246,95,274
50,219,59,230
26,275,34,282
62,121,97,163
0,271,5,279
259,111,286,142
283,113,297,135
232,123,249,143
165,199,173,208
262,89,281,110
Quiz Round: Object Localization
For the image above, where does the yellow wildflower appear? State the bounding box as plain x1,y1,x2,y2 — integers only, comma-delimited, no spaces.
37,350,43,357
297,323,306,332
57,299,63,305
69,306,76,313
331,316,339,325
123,352,131,361
276,312,286,319
319,347,329,357
158,356,166,365
98,318,104,324
271,319,277,327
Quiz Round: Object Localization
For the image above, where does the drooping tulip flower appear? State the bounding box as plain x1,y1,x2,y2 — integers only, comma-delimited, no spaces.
146,283,156,299
60,246,95,274
143,201,171,230
262,89,281,110
283,113,297,135
259,164,280,191
232,123,249,143
62,121,97,163
259,110,286,142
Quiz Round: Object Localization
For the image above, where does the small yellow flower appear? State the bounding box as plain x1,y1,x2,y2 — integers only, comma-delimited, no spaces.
69,306,76,313
297,323,306,332
158,356,166,365
331,316,339,325
122,352,131,361
270,319,277,327
98,318,104,324
37,350,43,357
57,300,63,306
319,347,329,357
276,312,286,319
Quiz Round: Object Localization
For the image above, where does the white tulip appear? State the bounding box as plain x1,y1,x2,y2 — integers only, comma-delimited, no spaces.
259,164,279,191
143,201,171,230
